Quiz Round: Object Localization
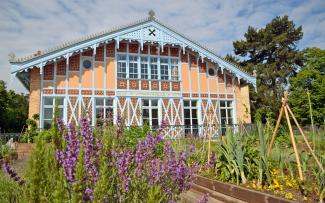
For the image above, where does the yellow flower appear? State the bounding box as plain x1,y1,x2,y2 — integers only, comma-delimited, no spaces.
284,192,293,200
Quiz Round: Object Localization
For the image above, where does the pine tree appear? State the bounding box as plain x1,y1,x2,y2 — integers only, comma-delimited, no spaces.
233,16,304,119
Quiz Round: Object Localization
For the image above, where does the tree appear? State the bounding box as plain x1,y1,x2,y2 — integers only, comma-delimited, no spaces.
289,48,325,125
232,16,304,120
0,80,29,133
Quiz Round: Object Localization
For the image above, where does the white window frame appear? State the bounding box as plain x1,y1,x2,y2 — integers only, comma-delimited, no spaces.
129,55,138,79
171,58,179,80
220,100,233,127
150,57,158,80
160,57,169,80
183,100,199,135
140,57,149,79
117,54,127,79
95,98,114,121
43,97,64,129
142,99,159,129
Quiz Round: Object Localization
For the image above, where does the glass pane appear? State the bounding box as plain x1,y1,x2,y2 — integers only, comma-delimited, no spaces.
129,56,138,61
151,57,157,63
44,120,52,129
160,58,168,64
220,101,226,107
226,101,232,108
227,109,232,118
152,109,158,118
171,59,178,64
141,57,148,62
191,109,197,119
106,99,113,107
228,118,233,125
96,98,104,106
44,97,53,105
184,100,190,107
106,108,114,119
44,108,53,119
151,100,158,106
152,119,159,126
142,100,149,106
118,55,126,60
96,108,104,118
185,119,191,125
221,109,226,118
58,108,64,118
184,109,190,119
191,101,197,107
143,119,150,126
192,119,198,125
57,97,64,106
142,109,149,117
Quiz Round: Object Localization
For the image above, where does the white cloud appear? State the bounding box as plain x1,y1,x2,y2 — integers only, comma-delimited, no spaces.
0,0,324,93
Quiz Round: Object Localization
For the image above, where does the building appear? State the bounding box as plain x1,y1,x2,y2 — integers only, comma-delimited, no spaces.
9,11,256,138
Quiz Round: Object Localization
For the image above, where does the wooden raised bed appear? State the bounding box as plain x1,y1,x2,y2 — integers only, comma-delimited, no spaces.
193,176,295,203
15,143,34,159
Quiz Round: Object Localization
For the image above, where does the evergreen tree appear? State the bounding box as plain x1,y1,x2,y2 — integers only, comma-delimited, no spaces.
289,48,325,125
0,80,28,132
232,16,304,119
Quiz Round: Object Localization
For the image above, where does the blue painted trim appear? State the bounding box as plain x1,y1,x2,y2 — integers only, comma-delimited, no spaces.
10,19,255,87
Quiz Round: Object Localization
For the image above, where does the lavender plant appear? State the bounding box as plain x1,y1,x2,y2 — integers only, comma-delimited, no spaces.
56,116,196,202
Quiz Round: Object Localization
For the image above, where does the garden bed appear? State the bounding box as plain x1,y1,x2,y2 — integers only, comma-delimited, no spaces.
193,175,295,203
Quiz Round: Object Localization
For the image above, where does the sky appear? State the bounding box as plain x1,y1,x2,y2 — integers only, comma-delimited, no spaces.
0,0,324,93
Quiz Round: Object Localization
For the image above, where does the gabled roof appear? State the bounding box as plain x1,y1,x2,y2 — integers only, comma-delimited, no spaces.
9,12,256,88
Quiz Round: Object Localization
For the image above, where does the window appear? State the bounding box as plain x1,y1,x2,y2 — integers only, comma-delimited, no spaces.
142,99,159,129
208,68,215,76
117,54,127,78
220,100,233,133
160,58,169,80
95,98,114,122
171,59,179,80
129,55,138,79
150,57,158,80
184,100,198,135
141,57,149,79
43,97,64,129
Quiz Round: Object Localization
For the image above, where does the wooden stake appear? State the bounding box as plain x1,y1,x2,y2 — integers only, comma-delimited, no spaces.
267,94,287,155
286,105,325,172
207,106,212,162
284,105,304,180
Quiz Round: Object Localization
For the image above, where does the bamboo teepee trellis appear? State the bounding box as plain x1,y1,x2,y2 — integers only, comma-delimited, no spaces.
267,92,325,181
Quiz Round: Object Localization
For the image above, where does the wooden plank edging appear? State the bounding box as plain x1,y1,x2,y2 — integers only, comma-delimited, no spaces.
193,176,295,203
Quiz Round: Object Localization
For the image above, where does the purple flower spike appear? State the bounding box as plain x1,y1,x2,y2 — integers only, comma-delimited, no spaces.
56,125,80,184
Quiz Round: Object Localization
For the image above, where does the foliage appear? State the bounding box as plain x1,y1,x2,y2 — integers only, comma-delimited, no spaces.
289,47,325,125
204,130,260,185
251,169,301,200
0,144,16,159
232,16,304,120
0,171,27,202
0,80,29,133
11,116,197,202
21,114,39,143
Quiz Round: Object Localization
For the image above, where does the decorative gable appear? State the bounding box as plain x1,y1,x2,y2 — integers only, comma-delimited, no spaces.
9,13,256,90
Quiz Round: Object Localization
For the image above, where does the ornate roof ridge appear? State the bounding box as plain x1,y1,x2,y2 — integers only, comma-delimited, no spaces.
9,13,253,78
152,18,252,77
9,17,151,63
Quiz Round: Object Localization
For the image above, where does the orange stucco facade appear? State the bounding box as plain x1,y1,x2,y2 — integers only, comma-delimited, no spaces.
26,41,251,131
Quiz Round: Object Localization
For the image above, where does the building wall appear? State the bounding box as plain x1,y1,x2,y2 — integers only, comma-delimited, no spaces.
235,83,251,123
28,41,252,133
28,68,41,125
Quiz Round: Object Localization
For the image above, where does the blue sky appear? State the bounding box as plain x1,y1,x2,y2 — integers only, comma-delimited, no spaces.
0,0,324,93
